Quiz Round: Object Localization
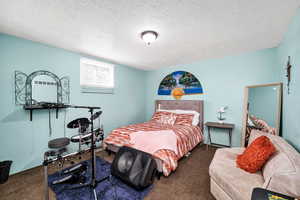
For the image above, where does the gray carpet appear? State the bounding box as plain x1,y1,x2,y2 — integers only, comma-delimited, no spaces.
0,145,216,200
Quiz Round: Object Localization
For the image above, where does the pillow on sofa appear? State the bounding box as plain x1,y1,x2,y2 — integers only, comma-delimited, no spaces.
249,130,300,197
236,136,276,173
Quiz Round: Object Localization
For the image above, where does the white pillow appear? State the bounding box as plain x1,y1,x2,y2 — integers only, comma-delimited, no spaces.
158,109,200,126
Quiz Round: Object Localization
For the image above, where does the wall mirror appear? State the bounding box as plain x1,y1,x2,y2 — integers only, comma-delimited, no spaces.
15,70,70,106
31,74,59,103
241,83,282,147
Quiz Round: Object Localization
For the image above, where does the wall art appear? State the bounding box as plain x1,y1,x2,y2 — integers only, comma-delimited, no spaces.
158,71,203,99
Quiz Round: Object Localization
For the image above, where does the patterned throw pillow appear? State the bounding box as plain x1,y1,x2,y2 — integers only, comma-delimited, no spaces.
249,115,276,135
151,111,171,121
175,113,194,126
267,127,276,135
156,113,177,125
236,136,276,173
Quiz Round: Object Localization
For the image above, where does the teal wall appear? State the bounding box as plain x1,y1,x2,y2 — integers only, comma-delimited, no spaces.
0,33,146,174
145,49,280,147
276,7,300,151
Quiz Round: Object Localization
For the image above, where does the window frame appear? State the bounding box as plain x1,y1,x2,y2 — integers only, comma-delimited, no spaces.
80,57,115,94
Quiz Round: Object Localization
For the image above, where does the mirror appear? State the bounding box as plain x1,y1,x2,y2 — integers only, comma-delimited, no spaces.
15,70,70,106
241,83,282,147
32,75,58,103
25,70,62,105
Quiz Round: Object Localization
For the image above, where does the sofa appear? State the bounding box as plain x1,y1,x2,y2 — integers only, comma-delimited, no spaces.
209,130,300,200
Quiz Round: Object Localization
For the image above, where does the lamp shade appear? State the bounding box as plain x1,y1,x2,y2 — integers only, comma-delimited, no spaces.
141,31,158,45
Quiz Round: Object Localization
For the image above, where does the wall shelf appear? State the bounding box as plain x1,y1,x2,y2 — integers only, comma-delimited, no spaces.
23,104,69,121
14,70,70,121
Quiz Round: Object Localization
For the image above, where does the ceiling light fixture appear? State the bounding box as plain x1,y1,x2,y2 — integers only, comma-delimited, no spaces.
141,30,158,45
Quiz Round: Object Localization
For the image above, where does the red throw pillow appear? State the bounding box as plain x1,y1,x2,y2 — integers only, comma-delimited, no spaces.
236,136,276,173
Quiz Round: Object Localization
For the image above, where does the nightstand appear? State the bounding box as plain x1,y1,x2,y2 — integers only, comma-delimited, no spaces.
205,122,235,148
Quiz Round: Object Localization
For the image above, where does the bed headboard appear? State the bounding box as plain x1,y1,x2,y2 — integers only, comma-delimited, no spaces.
155,100,204,131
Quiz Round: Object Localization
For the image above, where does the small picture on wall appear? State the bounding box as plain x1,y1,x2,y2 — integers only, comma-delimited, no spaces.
158,71,203,99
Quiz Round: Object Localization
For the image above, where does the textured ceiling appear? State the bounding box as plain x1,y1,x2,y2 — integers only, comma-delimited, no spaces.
0,0,300,70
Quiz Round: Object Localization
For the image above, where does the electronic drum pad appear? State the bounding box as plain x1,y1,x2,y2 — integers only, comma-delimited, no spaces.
67,118,90,133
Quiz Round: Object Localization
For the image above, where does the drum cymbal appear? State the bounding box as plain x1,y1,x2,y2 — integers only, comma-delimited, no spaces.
67,118,90,129
90,111,102,120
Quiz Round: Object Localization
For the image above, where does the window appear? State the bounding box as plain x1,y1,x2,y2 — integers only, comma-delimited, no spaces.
80,57,114,93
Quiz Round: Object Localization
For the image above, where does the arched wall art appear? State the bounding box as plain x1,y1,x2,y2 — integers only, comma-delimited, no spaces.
158,71,203,100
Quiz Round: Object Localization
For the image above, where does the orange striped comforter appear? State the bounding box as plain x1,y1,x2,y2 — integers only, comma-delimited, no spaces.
104,121,203,176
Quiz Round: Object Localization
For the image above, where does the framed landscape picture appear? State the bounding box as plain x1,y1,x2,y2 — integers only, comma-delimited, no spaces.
158,71,203,99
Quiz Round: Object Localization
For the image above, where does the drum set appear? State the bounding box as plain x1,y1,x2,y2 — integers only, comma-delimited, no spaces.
43,105,104,200
68,116,103,154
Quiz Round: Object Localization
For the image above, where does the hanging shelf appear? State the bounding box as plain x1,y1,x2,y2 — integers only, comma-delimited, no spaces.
15,70,70,121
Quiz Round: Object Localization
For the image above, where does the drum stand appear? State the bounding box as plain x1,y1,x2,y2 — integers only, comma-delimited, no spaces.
79,107,98,199
69,106,107,200
43,105,102,200
43,147,96,200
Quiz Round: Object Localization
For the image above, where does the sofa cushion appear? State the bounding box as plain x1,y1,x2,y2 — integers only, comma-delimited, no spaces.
209,148,264,200
210,178,232,200
249,130,300,198
237,136,276,173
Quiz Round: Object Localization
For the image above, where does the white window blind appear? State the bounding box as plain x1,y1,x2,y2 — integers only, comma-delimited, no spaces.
80,58,114,93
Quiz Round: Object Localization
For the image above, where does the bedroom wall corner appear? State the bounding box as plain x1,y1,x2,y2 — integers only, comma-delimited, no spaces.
276,7,300,151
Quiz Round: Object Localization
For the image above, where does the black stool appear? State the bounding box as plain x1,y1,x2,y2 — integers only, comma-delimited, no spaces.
43,137,70,200
44,137,70,167
48,137,70,149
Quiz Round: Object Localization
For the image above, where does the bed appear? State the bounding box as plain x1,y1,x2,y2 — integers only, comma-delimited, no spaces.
104,100,204,176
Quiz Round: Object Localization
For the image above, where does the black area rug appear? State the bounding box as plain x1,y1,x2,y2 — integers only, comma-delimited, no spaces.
48,157,153,200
